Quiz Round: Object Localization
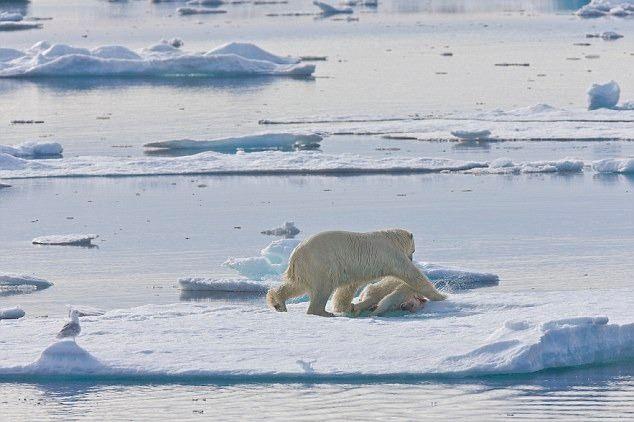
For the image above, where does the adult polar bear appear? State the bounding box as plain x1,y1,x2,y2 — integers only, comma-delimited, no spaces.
266,229,447,317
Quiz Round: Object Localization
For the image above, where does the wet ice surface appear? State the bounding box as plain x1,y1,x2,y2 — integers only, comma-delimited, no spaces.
1,0,634,419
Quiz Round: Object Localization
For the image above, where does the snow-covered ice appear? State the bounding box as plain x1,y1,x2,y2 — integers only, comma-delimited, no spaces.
313,1,353,15
144,133,323,152
587,81,621,110
592,158,634,174
0,274,54,292
0,12,24,22
261,221,301,238
32,234,99,247
177,7,227,15
0,41,315,78
0,288,631,378
468,157,585,174
0,141,63,158
450,129,492,140
576,1,634,18
179,277,274,292
223,238,499,291
0,151,489,179
0,307,25,320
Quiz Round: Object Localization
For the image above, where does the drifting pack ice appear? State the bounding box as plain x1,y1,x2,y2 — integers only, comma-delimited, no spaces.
0,41,315,78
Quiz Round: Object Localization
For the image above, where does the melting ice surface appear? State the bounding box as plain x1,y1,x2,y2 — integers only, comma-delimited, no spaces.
0,141,63,158
0,288,632,379
31,234,99,247
0,41,315,77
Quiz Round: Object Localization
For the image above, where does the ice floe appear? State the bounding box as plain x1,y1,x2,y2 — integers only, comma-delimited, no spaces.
177,7,227,15
450,129,492,140
576,0,634,18
32,234,99,247
0,141,63,158
261,221,300,238
0,151,488,179
0,274,53,291
313,1,353,15
0,288,631,378
0,307,25,320
0,12,24,22
592,158,634,174
0,41,314,78
223,238,499,291
587,81,621,110
179,277,274,292
468,157,585,174
144,133,323,152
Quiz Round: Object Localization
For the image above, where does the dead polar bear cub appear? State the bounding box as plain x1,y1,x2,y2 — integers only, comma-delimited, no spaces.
266,229,447,317
354,276,428,316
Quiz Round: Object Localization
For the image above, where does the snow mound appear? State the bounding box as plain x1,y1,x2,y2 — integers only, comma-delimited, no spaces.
224,239,499,290
0,141,63,158
178,277,274,292
261,222,301,238
471,158,584,174
0,41,315,78
32,234,98,246
313,1,353,15
0,151,488,179
177,7,227,15
587,81,620,110
444,316,633,375
0,12,23,22
23,341,107,375
144,133,322,152
592,158,634,174
0,307,25,320
450,129,492,140
0,274,53,291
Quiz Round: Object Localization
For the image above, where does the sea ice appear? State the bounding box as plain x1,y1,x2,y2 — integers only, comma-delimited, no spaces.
587,81,620,110
0,12,24,22
0,41,315,78
0,288,631,378
261,222,301,238
144,133,323,152
470,157,584,174
178,277,274,292
576,1,634,18
177,7,227,15
313,1,353,15
32,234,99,247
0,307,25,320
592,158,634,174
0,141,63,158
601,31,624,40
0,274,54,291
186,0,226,5
450,129,492,140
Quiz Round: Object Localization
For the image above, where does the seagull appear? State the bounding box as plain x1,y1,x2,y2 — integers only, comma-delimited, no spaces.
56,309,81,341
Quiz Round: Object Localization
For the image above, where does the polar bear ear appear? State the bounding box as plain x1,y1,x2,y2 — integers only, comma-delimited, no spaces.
408,232,413,239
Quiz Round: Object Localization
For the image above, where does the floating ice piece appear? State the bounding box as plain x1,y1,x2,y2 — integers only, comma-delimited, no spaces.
0,182,10,189
0,141,63,158
313,1,353,15
32,234,99,247
0,12,23,22
576,0,634,18
0,41,314,78
177,7,227,15
592,158,634,174
587,81,620,110
186,0,226,5
450,129,492,140
0,21,42,31
0,307,25,320
178,277,274,292
601,31,624,40
261,222,300,238
144,133,322,152
0,274,53,291
0,151,488,179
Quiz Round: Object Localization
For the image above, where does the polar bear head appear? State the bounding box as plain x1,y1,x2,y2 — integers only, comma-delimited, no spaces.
266,288,287,312
380,228,415,260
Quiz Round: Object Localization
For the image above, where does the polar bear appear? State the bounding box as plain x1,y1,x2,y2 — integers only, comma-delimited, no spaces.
266,229,447,317
353,276,428,316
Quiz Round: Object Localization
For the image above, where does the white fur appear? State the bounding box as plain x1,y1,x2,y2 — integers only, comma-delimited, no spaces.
354,276,427,316
266,229,446,317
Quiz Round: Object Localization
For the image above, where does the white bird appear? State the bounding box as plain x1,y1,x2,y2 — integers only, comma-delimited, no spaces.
57,309,81,341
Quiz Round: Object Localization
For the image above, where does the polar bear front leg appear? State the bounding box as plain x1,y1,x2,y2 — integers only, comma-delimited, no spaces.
307,289,335,317
393,260,447,301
